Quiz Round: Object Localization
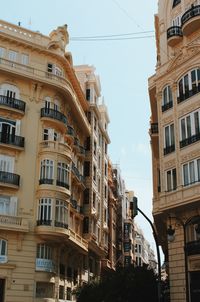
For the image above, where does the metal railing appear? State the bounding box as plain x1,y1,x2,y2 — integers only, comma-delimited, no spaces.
167,26,183,39
40,108,67,125
162,100,173,112
164,144,175,155
181,5,200,25
0,95,26,112
0,171,20,186
180,133,200,148
0,132,24,148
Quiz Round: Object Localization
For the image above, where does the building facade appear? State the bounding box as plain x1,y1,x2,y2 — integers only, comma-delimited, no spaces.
0,20,111,302
149,1,200,301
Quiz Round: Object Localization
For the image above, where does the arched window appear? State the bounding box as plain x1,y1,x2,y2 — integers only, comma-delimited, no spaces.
0,239,7,263
0,83,20,99
177,68,200,103
172,0,181,8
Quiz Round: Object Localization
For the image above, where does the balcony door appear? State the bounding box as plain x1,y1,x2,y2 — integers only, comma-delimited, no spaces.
190,271,200,302
0,118,16,143
0,279,5,302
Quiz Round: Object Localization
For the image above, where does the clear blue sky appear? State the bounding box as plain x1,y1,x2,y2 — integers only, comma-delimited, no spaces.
1,0,159,253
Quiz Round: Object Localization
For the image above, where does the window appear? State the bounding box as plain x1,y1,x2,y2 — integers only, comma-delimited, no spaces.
0,239,7,263
47,63,62,77
180,110,200,147
0,196,17,216
8,50,18,62
83,188,90,204
177,68,200,103
83,217,89,233
86,88,90,101
21,54,29,65
172,0,181,8
164,124,175,155
93,165,96,182
84,161,90,177
0,47,5,58
94,140,97,156
37,244,52,260
39,159,54,184
36,282,54,298
37,198,52,224
162,86,173,112
182,158,200,186
55,199,68,227
43,128,58,141
57,162,69,188
166,168,177,191
0,155,14,173
0,83,20,99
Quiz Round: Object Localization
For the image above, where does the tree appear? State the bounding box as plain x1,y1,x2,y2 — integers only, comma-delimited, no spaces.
77,264,158,302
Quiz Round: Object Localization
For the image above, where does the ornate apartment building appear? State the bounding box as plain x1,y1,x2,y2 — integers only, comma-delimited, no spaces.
0,20,110,302
149,1,200,301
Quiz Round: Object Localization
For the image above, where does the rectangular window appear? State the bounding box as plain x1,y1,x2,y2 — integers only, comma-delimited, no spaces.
38,198,52,223
40,159,54,183
21,54,29,65
0,155,14,172
180,110,200,143
36,282,54,298
0,47,5,58
8,50,18,62
166,168,177,191
164,124,175,154
57,162,69,187
0,196,17,216
183,158,200,186
86,89,90,101
84,161,90,177
55,200,68,226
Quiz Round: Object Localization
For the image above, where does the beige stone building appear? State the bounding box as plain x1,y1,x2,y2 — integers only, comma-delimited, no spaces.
0,19,110,302
149,1,200,302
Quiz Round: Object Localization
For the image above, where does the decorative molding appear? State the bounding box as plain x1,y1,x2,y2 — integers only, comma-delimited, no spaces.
180,150,200,163
164,159,176,169
178,100,200,117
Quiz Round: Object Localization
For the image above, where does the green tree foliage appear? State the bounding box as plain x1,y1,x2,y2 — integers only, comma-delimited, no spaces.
77,264,158,302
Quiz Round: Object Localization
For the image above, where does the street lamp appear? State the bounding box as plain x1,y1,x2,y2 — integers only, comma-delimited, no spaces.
132,197,162,302
167,215,200,302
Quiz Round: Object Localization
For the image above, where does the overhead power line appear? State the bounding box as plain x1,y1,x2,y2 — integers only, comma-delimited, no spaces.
70,31,155,42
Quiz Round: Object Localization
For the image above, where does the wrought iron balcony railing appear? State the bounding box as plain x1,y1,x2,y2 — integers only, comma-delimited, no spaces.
40,108,67,125
0,132,24,148
0,171,20,186
0,95,26,112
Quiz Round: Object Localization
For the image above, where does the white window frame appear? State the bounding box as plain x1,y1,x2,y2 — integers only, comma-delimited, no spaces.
164,124,175,148
37,244,52,260
166,168,177,192
162,85,173,106
40,159,54,180
0,155,14,172
8,50,18,62
0,47,5,58
178,68,200,98
0,196,17,216
179,109,200,141
38,198,52,221
55,200,68,225
182,158,200,186
0,239,7,263
57,162,69,185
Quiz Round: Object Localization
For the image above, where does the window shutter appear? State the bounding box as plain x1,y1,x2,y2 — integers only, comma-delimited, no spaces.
15,120,21,135
10,197,17,216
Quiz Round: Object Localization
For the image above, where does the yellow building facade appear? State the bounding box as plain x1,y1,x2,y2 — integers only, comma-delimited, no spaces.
0,19,111,302
149,1,200,302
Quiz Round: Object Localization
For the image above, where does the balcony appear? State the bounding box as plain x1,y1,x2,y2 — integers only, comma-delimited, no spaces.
40,108,67,129
39,178,53,185
35,219,69,240
150,123,158,134
56,180,70,190
70,199,83,214
180,133,200,148
65,125,75,144
0,95,26,113
0,215,28,232
162,101,173,112
167,26,183,47
186,240,200,256
73,137,79,150
0,132,25,149
39,141,71,160
181,5,200,36
71,163,85,187
164,144,175,155
68,229,88,252
0,171,20,187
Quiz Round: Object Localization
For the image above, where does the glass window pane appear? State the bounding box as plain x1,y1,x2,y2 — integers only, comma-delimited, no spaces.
197,159,200,181
183,164,189,186
194,112,200,134
186,116,191,137
189,162,195,183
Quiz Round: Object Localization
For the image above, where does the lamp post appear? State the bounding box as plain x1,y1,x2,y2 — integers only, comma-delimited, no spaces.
167,215,200,302
132,198,162,302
